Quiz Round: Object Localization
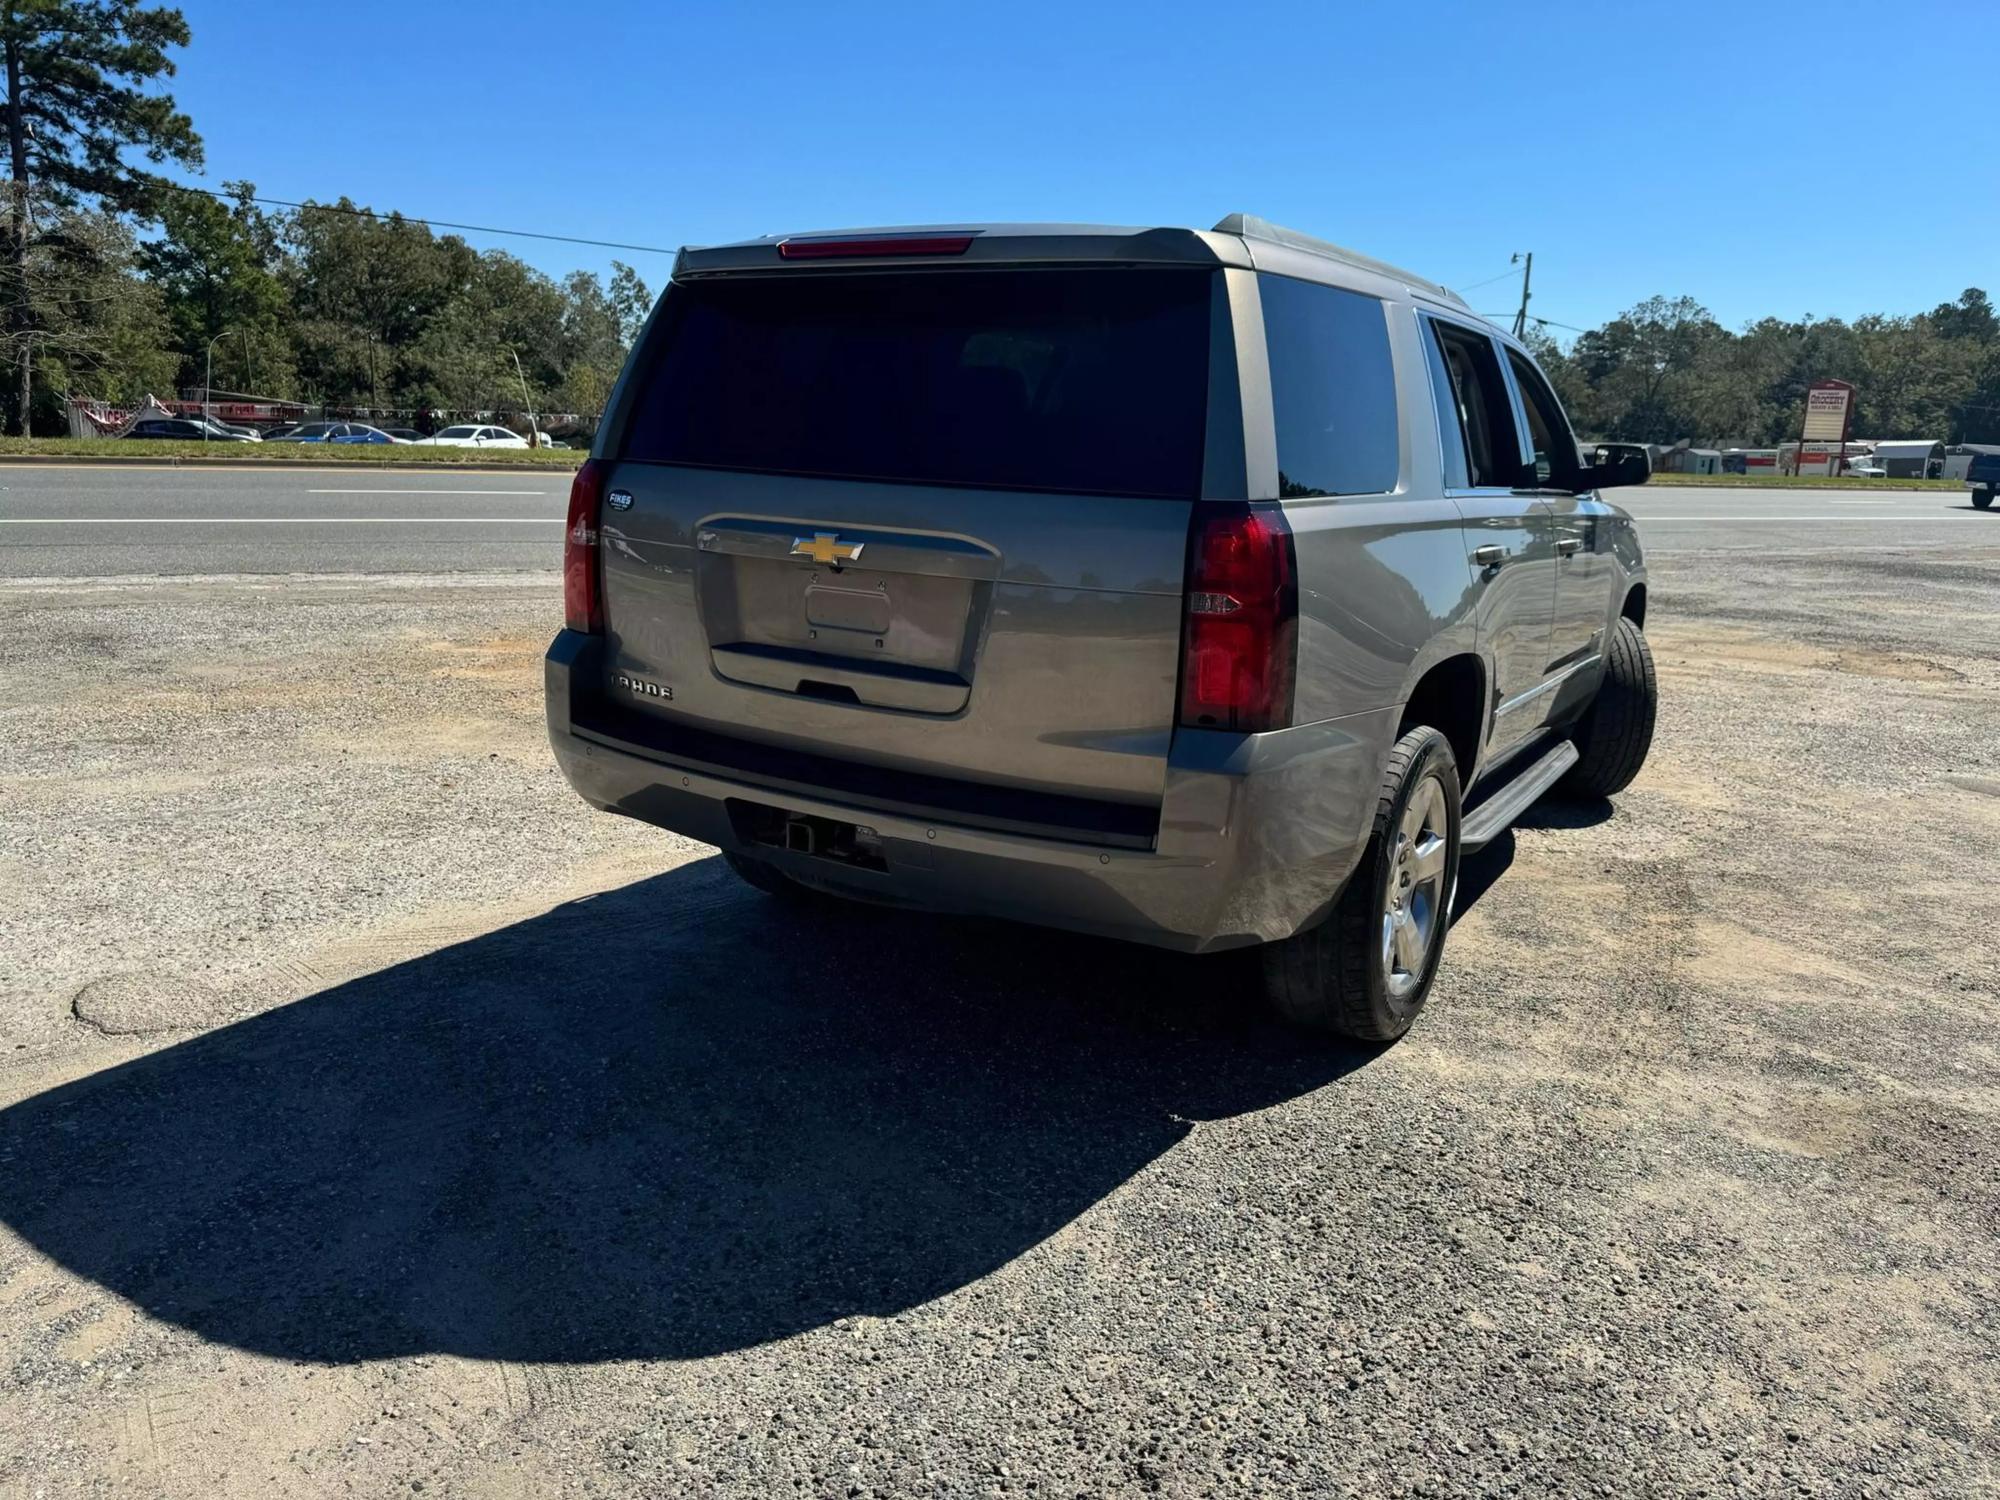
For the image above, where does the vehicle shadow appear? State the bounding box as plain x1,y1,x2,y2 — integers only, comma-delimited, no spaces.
1514,793,1614,832
1451,829,1516,925
0,856,1370,1365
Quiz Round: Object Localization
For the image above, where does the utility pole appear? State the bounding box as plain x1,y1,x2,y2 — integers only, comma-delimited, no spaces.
1511,252,1534,339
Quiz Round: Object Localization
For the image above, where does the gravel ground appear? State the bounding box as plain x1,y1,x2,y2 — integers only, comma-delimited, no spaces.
1,542,1996,1498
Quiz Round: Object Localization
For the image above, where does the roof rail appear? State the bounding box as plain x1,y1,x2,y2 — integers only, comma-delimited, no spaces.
1212,213,1469,308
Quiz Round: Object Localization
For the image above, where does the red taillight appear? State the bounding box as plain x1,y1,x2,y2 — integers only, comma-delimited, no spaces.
776,233,976,260
563,458,605,633
1177,502,1297,734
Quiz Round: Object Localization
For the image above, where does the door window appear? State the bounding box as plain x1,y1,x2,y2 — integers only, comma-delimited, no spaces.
1425,320,1520,489
1504,350,1585,491
1257,274,1399,497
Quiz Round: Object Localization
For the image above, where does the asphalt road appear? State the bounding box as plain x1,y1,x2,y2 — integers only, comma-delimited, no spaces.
0,464,571,577
0,465,1990,578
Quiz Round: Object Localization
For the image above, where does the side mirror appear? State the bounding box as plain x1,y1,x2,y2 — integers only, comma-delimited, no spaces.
1580,444,1650,490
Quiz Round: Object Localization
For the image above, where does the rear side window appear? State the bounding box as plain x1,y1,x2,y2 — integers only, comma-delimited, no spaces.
620,268,1212,499
1258,275,1399,498
1426,320,1522,489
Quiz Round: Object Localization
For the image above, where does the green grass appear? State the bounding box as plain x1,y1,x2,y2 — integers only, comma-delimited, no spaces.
1647,472,1965,491
0,436,586,467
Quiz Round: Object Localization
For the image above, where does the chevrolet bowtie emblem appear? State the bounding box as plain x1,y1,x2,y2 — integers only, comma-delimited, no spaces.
791,533,865,567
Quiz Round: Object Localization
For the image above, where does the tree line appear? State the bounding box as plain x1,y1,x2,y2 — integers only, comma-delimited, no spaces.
16,183,653,432
1530,289,2000,448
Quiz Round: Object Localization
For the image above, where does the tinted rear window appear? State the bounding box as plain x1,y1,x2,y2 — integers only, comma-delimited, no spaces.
1259,275,1400,498
620,268,1212,498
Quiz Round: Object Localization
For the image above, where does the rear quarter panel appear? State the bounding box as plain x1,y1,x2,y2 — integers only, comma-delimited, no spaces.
1280,295,1480,727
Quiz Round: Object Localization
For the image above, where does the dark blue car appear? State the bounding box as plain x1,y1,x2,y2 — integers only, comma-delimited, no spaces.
330,424,407,445
1969,452,1999,510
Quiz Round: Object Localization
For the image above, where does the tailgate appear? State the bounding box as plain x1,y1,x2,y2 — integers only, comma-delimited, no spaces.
597,467,1192,805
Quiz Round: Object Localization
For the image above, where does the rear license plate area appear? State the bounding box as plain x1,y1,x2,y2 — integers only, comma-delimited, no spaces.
725,798,888,872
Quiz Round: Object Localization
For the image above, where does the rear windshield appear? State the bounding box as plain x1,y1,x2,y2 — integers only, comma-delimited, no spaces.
619,268,1212,499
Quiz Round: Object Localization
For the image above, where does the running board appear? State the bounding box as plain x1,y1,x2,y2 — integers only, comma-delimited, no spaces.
1460,740,1578,853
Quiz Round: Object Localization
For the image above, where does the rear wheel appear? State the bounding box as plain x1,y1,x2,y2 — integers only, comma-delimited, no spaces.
1974,489,1994,510
1262,726,1462,1041
1563,615,1657,797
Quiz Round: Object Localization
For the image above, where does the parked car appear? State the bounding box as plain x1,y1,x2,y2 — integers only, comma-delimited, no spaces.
546,215,1658,1042
423,424,530,449
210,420,262,441
1969,452,2000,509
329,424,412,445
122,417,255,442
381,427,425,442
264,421,354,444
1844,458,1888,479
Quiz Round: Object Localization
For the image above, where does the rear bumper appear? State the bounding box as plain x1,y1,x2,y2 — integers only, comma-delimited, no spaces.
546,631,1394,953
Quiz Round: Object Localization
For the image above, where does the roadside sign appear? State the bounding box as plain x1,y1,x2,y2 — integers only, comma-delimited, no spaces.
1801,379,1855,443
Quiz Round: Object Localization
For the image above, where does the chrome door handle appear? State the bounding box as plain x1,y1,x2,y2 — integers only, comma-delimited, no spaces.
1472,544,1507,567
1554,536,1582,557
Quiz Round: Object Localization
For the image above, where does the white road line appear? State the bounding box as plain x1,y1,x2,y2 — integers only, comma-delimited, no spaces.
1639,516,1979,523
0,517,563,525
304,487,555,496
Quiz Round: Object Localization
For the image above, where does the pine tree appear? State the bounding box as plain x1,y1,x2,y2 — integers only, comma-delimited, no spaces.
1,0,199,432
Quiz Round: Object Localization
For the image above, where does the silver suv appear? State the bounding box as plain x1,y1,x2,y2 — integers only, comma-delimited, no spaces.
547,215,1657,1039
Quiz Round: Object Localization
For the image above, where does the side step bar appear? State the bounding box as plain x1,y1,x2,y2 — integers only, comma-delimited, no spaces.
1460,740,1579,854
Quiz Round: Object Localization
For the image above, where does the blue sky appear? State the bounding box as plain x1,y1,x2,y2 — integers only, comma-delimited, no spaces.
170,0,1992,336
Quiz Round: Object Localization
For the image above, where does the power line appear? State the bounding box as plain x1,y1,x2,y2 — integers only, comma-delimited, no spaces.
1478,312,1593,336
1455,265,1527,294
158,182,679,257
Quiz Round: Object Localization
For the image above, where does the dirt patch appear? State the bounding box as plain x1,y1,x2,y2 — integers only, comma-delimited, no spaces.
1656,624,1971,684
69,972,231,1037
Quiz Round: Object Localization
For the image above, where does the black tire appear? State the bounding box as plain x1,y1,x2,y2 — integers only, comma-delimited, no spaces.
723,850,812,901
1973,489,1994,510
1563,615,1657,798
1261,726,1462,1041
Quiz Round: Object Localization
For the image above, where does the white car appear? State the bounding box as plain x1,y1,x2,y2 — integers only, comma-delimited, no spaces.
422,424,530,449
1844,459,1888,479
